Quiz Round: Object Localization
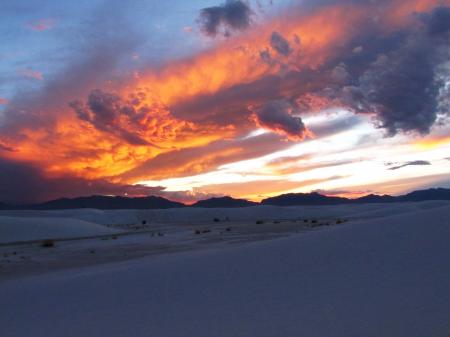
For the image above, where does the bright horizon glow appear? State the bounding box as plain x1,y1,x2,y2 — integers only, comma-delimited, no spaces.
140,109,450,201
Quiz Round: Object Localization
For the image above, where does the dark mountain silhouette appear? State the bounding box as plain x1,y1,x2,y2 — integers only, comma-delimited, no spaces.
191,196,258,208
352,194,396,203
398,188,450,202
17,195,184,210
261,188,450,206
0,188,449,210
261,192,348,206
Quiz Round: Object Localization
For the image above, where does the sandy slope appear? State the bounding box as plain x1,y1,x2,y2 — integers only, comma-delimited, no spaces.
0,203,449,337
0,216,121,243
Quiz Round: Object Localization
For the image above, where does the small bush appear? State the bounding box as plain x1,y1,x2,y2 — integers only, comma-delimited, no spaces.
41,239,55,248
142,220,147,225
213,218,220,222
256,220,264,225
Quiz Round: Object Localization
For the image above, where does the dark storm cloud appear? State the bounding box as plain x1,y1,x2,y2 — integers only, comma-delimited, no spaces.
358,43,439,135
198,0,252,37
251,99,307,140
350,7,450,135
421,5,450,35
387,160,431,171
270,32,292,56
293,5,450,135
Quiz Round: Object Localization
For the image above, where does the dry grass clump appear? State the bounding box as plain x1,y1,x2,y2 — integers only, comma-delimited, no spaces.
41,239,55,248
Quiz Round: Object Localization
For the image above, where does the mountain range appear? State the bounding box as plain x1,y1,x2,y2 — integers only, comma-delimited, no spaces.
0,188,449,210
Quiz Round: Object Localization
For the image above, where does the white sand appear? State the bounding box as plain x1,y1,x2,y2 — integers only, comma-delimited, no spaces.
0,216,120,243
0,201,449,337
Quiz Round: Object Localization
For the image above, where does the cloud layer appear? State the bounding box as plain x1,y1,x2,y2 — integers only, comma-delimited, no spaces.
0,0,449,203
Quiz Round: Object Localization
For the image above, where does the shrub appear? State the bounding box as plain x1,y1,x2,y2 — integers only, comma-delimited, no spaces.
256,220,264,224
213,218,220,222
41,239,55,248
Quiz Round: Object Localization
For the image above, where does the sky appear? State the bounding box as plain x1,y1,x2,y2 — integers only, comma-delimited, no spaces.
0,0,449,204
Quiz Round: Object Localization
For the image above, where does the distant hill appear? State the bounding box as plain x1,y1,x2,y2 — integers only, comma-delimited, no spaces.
352,194,396,204
398,188,450,202
0,188,449,210
261,188,450,206
261,192,348,206
19,195,184,210
191,196,258,208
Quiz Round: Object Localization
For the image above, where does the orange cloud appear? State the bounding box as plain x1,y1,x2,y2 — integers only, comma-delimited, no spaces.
413,135,450,150
120,133,292,182
0,0,447,202
131,4,366,107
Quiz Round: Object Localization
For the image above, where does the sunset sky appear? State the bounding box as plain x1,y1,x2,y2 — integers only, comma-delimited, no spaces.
0,0,449,204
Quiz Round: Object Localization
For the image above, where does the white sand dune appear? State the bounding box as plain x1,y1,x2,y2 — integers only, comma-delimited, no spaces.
0,216,120,243
0,202,449,337
0,200,447,226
